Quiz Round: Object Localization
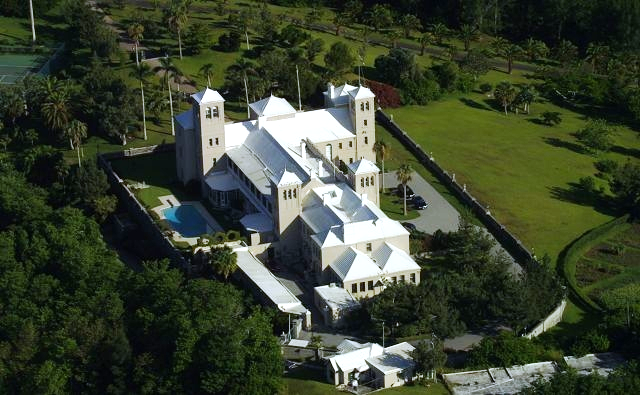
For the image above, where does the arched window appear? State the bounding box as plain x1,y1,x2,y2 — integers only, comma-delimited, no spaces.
288,190,292,199
293,189,297,198
361,178,364,187
371,176,374,186
365,102,370,110
365,177,369,186
360,103,365,111
212,106,219,118
205,107,212,119
283,190,287,200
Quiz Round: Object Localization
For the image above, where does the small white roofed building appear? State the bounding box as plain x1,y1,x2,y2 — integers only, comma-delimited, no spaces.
314,284,359,328
326,341,416,389
174,83,421,322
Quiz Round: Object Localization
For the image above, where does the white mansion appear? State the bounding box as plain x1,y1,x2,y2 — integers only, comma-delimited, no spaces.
174,83,420,302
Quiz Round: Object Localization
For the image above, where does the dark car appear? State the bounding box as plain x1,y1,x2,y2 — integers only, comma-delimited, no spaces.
412,195,428,210
397,184,415,200
401,222,417,232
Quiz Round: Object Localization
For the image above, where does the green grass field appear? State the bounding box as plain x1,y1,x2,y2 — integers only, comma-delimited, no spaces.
380,190,420,220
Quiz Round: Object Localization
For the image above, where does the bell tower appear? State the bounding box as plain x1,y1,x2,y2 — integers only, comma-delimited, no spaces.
348,86,376,163
347,159,380,207
193,88,226,178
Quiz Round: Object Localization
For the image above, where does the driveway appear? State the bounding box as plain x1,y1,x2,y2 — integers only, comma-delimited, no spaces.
384,172,521,275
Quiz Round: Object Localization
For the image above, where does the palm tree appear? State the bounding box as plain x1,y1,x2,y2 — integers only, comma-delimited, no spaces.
522,38,548,62
494,81,516,115
154,56,179,136
585,43,610,74
373,140,389,191
166,1,189,59
208,245,237,280
458,24,478,51
396,164,413,216
127,22,145,66
131,63,154,140
333,12,349,36
419,32,434,56
515,85,536,114
29,0,36,42
432,23,448,46
41,89,71,136
199,63,214,88
492,38,522,74
65,120,87,168
400,14,422,39
386,30,401,49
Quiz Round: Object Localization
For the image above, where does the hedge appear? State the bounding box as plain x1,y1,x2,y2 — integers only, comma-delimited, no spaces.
558,215,630,312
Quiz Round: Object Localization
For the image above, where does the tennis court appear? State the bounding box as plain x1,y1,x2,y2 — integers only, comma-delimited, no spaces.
0,53,46,84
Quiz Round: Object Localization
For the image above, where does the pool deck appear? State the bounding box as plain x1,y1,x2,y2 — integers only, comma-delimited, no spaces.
152,195,223,245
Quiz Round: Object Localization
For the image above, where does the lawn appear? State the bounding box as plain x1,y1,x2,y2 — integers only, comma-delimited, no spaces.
380,190,420,220
384,88,640,266
283,366,450,395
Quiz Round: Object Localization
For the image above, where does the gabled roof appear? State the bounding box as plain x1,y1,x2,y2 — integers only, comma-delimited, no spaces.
348,159,379,175
366,342,415,374
372,243,421,274
348,85,375,100
276,169,302,186
191,88,225,104
249,95,297,118
328,343,384,373
330,247,383,282
334,83,357,98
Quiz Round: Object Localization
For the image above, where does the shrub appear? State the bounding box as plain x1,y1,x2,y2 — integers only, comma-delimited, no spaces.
365,79,401,108
226,229,241,241
541,111,562,126
571,330,610,357
594,159,618,175
479,83,493,93
578,176,597,194
213,231,228,244
456,72,475,93
149,210,160,221
218,31,241,52
157,219,172,232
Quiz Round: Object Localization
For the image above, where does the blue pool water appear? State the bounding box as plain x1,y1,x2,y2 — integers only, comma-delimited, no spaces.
162,205,208,237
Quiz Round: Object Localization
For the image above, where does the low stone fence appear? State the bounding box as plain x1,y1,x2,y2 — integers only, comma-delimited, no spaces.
524,299,567,339
97,145,188,271
99,142,176,161
376,110,534,264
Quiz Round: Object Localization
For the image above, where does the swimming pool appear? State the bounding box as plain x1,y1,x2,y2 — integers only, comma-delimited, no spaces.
162,204,210,238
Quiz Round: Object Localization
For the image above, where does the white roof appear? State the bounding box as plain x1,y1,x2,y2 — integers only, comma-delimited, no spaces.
348,159,379,175
288,339,309,348
224,120,255,148
372,243,421,274
348,85,375,100
191,88,225,104
324,83,358,107
276,169,302,186
205,171,238,192
226,145,272,195
328,343,384,373
249,95,296,118
330,247,383,282
233,247,308,315
337,339,369,353
175,108,194,130
314,285,359,311
240,213,273,233
366,342,415,374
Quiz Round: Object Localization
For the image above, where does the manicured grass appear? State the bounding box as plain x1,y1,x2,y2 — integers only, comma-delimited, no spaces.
380,190,420,220
384,89,640,266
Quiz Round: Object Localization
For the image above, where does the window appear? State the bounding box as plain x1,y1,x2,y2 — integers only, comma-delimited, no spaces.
209,138,213,146
360,103,365,111
360,282,365,292
339,142,343,149
364,119,368,126
212,158,217,166
366,243,372,252
212,106,219,118
371,176,374,186
293,189,297,198
352,283,358,293
205,107,212,118
365,177,369,186
365,102,370,110
410,273,416,283
288,190,292,199
368,280,374,290
392,276,397,283
283,191,287,200
364,137,368,144
400,275,405,283
349,141,353,148
349,158,353,164
361,178,364,187
215,137,219,145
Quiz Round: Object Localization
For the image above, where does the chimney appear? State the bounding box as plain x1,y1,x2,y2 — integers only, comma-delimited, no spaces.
300,141,306,160
317,159,324,178
257,115,266,129
323,193,331,206
327,82,335,98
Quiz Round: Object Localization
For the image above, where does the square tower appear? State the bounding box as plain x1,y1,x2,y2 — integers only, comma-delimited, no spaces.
347,159,380,207
348,86,376,163
192,88,226,178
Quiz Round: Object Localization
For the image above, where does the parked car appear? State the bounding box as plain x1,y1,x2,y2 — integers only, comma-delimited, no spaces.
397,184,415,200
401,222,417,232
412,195,428,210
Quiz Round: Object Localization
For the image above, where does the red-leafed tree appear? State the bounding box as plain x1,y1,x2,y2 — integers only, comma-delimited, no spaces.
365,79,401,108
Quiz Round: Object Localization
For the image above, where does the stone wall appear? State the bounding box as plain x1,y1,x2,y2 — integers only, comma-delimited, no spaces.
524,299,567,339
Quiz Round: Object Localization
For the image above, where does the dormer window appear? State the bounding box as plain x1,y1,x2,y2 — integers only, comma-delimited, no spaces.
205,107,212,119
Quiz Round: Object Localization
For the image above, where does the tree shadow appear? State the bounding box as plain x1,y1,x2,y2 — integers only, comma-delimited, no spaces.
548,184,620,216
459,98,493,111
481,98,503,112
526,118,546,126
611,145,640,160
542,137,587,155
